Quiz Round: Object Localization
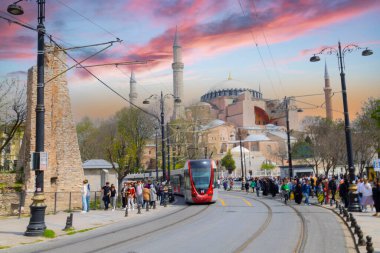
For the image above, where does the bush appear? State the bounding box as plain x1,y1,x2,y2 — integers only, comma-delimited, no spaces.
43,229,56,238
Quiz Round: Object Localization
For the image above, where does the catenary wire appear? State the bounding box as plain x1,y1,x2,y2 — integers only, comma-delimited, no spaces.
237,0,278,98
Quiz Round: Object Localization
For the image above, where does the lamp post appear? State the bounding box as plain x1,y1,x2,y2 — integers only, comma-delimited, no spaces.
7,0,47,236
167,123,171,182
238,128,245,190
143,91,181,182
271,97,302,179
310,41,373,212
155,127,159,180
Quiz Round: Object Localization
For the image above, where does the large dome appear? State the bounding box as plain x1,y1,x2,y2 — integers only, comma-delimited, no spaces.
200,75,262,102
208,76,255,92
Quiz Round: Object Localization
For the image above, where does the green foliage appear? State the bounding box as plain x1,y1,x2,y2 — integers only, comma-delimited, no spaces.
221,150,236,172
0,246,10,249
66,227,95,235
261,163,275,170
43,229,56,238
292,140,313,159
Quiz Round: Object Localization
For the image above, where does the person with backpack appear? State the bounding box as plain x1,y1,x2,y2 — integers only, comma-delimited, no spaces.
81,179,90,213
110,184,117,211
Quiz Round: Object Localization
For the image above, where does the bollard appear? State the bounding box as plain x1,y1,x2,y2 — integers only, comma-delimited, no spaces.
354,224,360,235
146,203,149,212
125,207,128,217
357,228,365,246
336,201,339,209
153,201,156,210
164,194,168,207
366,236,374,253
137,204,142,214
346,212,350,222
63,213,73,231
339,206,343,215
351,218,357,229
349,213,354,222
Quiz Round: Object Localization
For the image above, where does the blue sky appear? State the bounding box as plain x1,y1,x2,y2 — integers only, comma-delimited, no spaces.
1,0,379,121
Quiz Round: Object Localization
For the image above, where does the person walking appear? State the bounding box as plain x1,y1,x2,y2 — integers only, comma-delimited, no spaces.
361,179,374,212
81,179,90,213
302,180,311,205
294,181,303,205
127,183,135,210
101,182,111,210
329,177,337,205
135,181,144,208
110,184,117,211
245,180,250,194
121,182,128,210
143,185,150,208
372,178,380,217
250,180,256,194
339,178,349,208
255,178,261,197
150,184,157,208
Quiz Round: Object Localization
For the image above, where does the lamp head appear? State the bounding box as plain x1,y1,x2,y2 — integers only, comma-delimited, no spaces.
362,48,373,56
143,100,150,105
310,55,320,62
297,109,303,113
174,98,181,103
7,2,24,15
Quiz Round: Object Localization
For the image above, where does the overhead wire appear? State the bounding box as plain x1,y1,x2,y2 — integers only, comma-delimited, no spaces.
48,37,160,122
237,0,278,98
249,0,286,95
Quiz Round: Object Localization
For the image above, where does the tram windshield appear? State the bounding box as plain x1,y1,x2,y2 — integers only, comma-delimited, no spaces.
190,160,211,190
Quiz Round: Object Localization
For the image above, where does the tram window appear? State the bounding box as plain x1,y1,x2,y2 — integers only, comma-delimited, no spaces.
190,160,211,189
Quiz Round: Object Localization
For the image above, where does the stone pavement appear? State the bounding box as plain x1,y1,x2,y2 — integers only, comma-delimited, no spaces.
0,203,181,251
309,199,380,253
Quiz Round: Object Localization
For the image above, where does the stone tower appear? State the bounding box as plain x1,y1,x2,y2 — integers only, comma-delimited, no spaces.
19,45,84,213
324,61,333,120
129,70,137,105
172,27,185,120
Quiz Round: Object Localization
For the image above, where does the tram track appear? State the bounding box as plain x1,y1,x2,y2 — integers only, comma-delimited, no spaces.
231,193,273,253
32,201,210,253
231,192,307,253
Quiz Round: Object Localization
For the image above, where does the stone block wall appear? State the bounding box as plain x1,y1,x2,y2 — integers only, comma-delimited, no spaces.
18,45,84,214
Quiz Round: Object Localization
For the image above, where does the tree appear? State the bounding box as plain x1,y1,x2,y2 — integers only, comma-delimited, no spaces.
106,107,155,188
0,78,26,169
221,150,236,174
76,117,104,161
352,98,380,176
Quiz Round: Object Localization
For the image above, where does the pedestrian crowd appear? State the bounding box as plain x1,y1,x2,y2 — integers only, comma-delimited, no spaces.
81,179,174,213
220,174,380,217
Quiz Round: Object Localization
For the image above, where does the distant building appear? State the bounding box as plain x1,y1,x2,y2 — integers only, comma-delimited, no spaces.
82,159,119,190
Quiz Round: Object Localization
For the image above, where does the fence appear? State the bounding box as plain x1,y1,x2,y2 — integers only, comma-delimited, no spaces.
0,191,120,217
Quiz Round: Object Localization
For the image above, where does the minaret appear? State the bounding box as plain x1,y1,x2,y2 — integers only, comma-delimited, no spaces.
324,61,333,120
172,27,185,120
129,70,137,105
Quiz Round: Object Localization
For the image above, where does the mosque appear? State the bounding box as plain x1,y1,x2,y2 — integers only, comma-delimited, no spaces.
137,30,333,178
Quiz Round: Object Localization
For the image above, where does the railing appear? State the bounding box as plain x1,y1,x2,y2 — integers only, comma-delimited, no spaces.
0,191,122,217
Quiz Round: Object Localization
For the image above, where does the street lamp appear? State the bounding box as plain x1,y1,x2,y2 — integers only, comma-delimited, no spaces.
238,128,245,190
154,127,159,181
271,97,302,179
143,91,181,182
7,0,47,236
310,41,373,212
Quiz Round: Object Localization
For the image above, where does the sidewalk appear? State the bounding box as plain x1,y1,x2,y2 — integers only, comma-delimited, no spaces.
310,199,380,253
0,202,181,250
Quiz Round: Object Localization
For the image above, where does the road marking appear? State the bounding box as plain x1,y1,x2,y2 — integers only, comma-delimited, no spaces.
218,198,226,206
242,198,252,207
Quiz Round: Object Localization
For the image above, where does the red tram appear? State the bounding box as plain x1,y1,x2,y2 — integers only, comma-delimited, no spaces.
171,159,218,204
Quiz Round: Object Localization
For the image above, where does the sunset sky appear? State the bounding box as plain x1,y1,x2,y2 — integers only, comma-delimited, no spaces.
1,0,379,122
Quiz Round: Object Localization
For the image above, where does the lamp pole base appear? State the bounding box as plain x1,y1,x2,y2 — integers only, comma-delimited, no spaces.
347,184,361,212
25,193,47,236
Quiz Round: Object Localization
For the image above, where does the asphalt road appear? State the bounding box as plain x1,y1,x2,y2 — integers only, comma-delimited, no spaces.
7,191,350,253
